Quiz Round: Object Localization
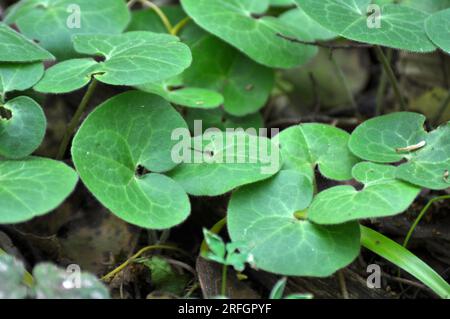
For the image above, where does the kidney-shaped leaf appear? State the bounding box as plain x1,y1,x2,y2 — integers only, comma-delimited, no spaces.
5,0,130,60
0,96,46,159
0,157,78,224
227,170,361,277
425,8,450,54
309,162,421,225
0,62,44,98
181,0,317,68
71,91,191,229
349,112,450,190
35,32,192,93
274,124,361,181
296,0,436,52
183,35,274,116
168,130,281,196
0,24,54,62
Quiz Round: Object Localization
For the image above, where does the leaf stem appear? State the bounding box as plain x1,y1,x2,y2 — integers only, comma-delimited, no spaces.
403,195,450,248
171,17,191,36
375,48,392,115
221,264,228,296
374,46,407,111
139,0,173,34
56,78,98,160
101,244,187,282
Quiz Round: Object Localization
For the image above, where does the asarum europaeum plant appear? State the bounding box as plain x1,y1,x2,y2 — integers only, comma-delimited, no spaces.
0,0,449,297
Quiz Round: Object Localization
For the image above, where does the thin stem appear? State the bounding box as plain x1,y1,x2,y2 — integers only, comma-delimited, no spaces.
328,49,359,115
338,270,349,299
56,79,98,160
433,89,450,126
276,33,372,50
140,0,173,34
375,48,392,116
101,244,187,282
375,46,407,111
171,17,191,36
403,195,450,248
221,264,228,296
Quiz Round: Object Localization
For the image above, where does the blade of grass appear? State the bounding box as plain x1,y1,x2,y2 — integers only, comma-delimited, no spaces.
361,225,450,299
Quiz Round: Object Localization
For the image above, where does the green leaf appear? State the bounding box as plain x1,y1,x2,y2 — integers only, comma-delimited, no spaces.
0,62,44,98
168,130,281,196
0,96,46,158
180,0,318,68
349,112,450,190
278,8,337,41
5,0,130,60
0,254,28,299
269,277,287,299
309,162,421,224
183,35,274,116
0,157,78,224
227,170,361,277
35,32,192,93
295,0,436,52
361,225,450,299
273,124,361,181
374,0,450,13
136,76,224,109
202,229,227,262
0,24,54,62
71,91,191,229
270,0,293,6
425,8,450,54
33,263,110,299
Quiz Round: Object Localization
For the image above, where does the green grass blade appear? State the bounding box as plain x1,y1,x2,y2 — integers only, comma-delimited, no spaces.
361,225,450,299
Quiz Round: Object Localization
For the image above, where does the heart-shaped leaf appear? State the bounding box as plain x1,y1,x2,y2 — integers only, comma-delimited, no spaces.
33,263,109,299
349,112,450,190
180,0,318,68
273,124,361,181
0,254,28,299
0,96,46,159
0,157,78,224
0,24,54,62
168,130,281,196
309,162,421,224
34,32,192,93
72,91,191,229
295,0,436,52
227,170,361,277
136,76,224,109
374,0,450,13
425,8,450,54
5,0,130,60
0,62,44,98
183,35,274,116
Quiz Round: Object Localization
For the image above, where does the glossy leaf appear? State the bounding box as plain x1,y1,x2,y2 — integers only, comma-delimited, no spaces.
136,76,223,109
273,124,361,181
181,0,318,68
295,0,436,52
0,96,46,158
308,162,421,224
0,62,44,98
425,8,450,54
35,32,192,93
168,130,281,196
71,91,191,229
0,157,78,224
183,35,274,116
227,170,361,277
5,0,130,60
349,112,450,190
0,24,54,62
